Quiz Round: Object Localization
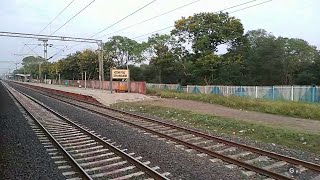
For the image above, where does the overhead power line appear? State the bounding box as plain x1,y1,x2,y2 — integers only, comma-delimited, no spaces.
90,0,157,38
0,31,101,43
40,0,77,35
51,0,271,60
50,0,96,36
229,0,272,13
104,0,260,41
24,0,94,57
133,0,272,41
97,0,201,39
24,43,41,57
50,0,157,60
24,0,77,55
216,0,259,13
132,25,173,40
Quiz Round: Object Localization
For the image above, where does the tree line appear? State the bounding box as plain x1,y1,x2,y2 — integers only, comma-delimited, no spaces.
15,12,320,86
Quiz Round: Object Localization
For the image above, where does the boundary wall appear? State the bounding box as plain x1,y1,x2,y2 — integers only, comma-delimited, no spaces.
147,83,320,103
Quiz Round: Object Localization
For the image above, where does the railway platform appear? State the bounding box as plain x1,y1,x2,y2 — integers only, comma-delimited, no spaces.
16,81,155,106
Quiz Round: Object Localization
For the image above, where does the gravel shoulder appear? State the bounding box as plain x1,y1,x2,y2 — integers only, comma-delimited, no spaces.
137,98,320,135
0,82,65,179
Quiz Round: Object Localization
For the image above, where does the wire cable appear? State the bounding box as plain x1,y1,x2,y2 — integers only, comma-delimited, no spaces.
97,0,200,39
47,46,69,60
25,0,95,58
50,0,96,36
90,0,157,38
51,0,271,60
40,0,77,35
229,0,272,13
50,0,157,59
24,0,76,54
132,0,272,41
24,44,41,57
132,25,173,40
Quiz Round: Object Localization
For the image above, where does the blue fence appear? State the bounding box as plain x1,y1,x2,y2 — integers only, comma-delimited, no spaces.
147,83,320,103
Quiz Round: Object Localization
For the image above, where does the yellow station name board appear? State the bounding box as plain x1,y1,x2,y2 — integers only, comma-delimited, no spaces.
111,69,129,79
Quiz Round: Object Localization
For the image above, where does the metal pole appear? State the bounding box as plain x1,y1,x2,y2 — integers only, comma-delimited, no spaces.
110,68,113,93
84,71,87,89
39,63,41,82
44,40,48,60
100,42,104,90
58,73,61,85
127,69,130,93
98,43,102,90
45,74,46,84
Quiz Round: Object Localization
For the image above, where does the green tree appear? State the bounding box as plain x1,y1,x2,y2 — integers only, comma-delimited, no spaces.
21,56,45,79
58,54,80,80
76,49,99,80
104,36,144,68
172,12,245,85
279,37,318,85
145,34,184,83
172,12,244,54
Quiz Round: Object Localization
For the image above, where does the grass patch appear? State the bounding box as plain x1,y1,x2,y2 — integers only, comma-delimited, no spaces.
113,102,320,154
147,88,320,120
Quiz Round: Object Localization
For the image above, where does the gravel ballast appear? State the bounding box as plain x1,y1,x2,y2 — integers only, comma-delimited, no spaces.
0,82,65,179
11,84,250,179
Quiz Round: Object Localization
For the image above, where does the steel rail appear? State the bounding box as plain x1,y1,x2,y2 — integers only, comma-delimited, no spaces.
13,81,320,173
10,81,320,179
7,82,168,180
107,103,320,173
2,82,92,180
9,82,293,179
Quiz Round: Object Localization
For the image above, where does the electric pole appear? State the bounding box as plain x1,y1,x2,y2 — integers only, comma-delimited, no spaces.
98,42,104,90
37,38,52,82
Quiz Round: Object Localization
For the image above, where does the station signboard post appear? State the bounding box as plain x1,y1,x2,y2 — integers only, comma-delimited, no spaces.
110,69,130,93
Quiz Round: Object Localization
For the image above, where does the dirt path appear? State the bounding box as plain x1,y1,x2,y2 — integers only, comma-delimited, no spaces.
136,98,320,135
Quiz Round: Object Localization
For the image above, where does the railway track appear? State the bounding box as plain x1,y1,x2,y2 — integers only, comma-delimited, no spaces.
3,81,168,180
9,81,320,180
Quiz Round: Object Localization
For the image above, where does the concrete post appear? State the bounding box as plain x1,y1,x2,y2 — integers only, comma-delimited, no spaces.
58,73,61,85
255,86,258,98
291,86,294,101
84,71,87,89
272,86,275,100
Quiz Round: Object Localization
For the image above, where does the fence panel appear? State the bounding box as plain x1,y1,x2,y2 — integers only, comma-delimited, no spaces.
147,83,320,103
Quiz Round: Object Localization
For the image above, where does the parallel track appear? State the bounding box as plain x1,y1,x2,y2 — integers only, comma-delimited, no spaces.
10,81,320,180
4,81,168,180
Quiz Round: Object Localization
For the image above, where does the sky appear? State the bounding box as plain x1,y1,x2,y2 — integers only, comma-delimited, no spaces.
0,0,319,75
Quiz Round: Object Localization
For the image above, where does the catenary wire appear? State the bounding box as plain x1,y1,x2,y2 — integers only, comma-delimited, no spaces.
25,0,95,59
51,0,271,60
50,0,96,36
24,0,77,55
97,0,201,39
90,0,157,38
40,0,77,35
132,0,272,41
50,0,157,59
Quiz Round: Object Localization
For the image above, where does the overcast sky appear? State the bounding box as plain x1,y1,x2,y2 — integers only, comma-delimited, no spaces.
0,0,319,74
